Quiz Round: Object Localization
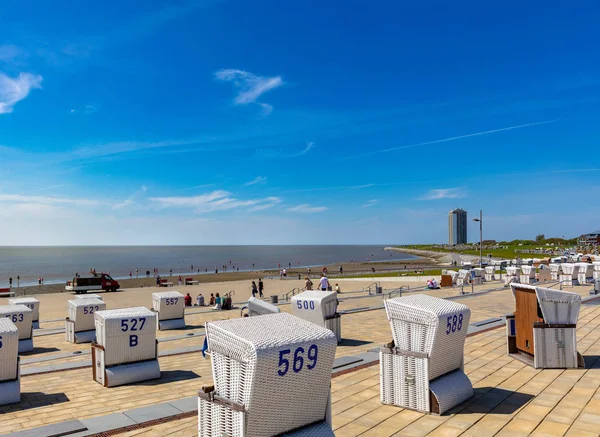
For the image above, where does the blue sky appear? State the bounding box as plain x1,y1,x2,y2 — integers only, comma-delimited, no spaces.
1,0,600,245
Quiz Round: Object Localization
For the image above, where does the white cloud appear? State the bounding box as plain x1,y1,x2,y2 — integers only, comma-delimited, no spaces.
114,186,148,210
150,190,280,213
0,193,100,206
70,104,98,114
215,69,283,114
362,199,377,207
419,188,466,200
292,141,314,157
245,176,267,186
0,72,43,114
286,204,328,213
340,120,558,161
0,45,25,63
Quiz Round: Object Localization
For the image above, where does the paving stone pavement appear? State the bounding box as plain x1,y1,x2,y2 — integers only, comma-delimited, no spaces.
0,282,598,436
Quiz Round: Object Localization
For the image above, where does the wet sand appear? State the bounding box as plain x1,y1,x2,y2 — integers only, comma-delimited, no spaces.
11,258,437,296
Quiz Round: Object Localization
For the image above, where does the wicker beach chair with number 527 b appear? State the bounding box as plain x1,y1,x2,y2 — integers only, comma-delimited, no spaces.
198,312,336,437
380,294,473,415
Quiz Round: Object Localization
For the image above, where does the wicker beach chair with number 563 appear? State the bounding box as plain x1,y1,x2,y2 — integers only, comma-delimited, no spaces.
198,313,336,437
380,294,474,414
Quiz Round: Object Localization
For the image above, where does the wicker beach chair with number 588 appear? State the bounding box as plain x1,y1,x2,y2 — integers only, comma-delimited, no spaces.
198,313,336,437
380,294,474,415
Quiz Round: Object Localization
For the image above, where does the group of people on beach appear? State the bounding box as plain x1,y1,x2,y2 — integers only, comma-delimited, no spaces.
304,273,339,292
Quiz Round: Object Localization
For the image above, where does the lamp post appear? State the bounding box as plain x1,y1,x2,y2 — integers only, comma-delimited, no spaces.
473,210,483,268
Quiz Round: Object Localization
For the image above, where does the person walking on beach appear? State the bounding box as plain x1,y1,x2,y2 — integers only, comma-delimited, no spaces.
251,281,258,297
38,277,41,285
169,268,173,277
282,268,287,279
319,274,329,291
156,275,161,287
339,265,343,275
305,277,313,290
17,276,20,287
9,277,12,288
178,275,183,286
135,268,139,278
258,278,264,297
129,271,132,279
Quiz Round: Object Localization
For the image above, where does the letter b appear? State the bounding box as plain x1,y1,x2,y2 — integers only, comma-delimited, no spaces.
129,334,138,347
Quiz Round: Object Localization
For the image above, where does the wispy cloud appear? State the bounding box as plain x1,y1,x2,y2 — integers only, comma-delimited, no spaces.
0,193,100,206
292,141,314,157
70,104,98,114
0,72,43,114
114,186,148,210
340,120,558,160
362,199,377,207
0,44,25,64
284,184,375,193
286,204,328,213
215,69,283,114
150,190,281,213
419,188,466,200
245,176,267,186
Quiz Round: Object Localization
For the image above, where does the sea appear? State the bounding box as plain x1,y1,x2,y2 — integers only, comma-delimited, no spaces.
0,246,416,286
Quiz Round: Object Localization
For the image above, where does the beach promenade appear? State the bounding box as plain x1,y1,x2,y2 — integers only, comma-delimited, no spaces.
1,278,599,436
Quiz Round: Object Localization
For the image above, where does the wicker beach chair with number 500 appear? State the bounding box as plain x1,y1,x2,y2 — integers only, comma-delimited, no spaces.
291,290,341,343
198,313,337,437
380,295,473,414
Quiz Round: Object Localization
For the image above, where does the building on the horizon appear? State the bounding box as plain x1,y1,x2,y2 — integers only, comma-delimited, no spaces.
578,231,600,246
448,208,468,245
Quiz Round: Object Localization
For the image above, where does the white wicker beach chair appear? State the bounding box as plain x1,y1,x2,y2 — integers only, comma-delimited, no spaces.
593,262,600,280
380,295,473,414
0,319,20,406
549,263,562,281
291,291,341,343
152,291,185,330
0,305,33,353
520,265,536,284
65,298,106,343
559,263,576,287
92,307,160,387
199,312,337,437
76,294,103,301
575,263,594,285
8,297,40,329
507,284,582,369
484,266,496,282
456,269,470,286
504,266,520,285
245,296,281,317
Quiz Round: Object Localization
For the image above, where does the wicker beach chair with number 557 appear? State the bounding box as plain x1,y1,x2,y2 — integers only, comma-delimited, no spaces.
198,313,336,437
380,294,473,415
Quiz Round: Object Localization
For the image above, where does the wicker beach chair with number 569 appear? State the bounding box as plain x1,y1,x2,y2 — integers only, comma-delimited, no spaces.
380,294,474,415
198,313,336,437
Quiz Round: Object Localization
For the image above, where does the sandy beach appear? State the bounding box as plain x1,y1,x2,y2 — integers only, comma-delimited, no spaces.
7,256,441,297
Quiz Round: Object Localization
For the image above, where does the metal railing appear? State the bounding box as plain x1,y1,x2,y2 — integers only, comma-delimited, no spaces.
363,282,381,295
385,286,406,299
282,287,304,301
